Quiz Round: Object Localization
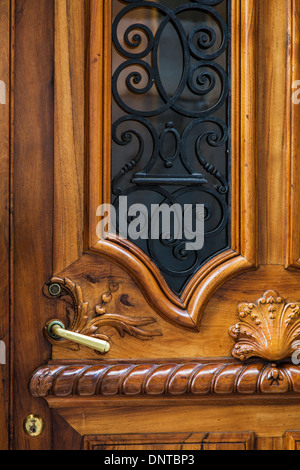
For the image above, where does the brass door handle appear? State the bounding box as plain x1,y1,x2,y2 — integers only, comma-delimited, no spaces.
46,320,110,353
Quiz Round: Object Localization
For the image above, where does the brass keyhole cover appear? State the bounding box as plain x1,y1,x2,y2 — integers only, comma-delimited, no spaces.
23,414,45,437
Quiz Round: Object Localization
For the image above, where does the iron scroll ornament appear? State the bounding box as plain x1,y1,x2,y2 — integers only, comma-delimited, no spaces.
111,0,231,295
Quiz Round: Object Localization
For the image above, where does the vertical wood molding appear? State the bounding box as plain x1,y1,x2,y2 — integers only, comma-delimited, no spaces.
286,431,300,450
257,1,289,265
0,0,12,451
286,0,300,269
53,0,85,273
13,0,54,449
87,0,111,248
239,0,258,265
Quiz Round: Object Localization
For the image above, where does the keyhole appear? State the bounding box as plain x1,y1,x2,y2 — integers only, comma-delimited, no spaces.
29,420,37,434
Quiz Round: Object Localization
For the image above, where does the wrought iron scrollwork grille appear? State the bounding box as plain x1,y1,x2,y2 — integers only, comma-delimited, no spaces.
111,0,231,295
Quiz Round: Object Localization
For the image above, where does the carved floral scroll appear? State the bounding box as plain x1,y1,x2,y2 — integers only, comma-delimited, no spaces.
43,277,162,351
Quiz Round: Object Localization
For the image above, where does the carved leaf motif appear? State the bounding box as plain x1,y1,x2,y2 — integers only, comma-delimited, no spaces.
29,367,57,398
229,290,300,361
86,314,162,341
44,277,162,350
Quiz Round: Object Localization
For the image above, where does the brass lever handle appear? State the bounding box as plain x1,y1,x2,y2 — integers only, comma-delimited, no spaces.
46,320,110,354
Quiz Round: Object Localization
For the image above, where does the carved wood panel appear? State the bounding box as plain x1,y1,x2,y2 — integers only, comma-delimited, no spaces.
8,0,300,451
83,432,255,451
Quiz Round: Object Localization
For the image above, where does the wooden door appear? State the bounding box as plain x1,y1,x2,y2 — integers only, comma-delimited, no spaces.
2,0,300,451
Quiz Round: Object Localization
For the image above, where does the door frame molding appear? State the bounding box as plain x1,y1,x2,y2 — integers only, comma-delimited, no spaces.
0,0,13,451
286,0,300,270
83,0,259,330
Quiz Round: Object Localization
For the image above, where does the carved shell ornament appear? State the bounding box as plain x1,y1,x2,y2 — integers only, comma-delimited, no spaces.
229,290,300,362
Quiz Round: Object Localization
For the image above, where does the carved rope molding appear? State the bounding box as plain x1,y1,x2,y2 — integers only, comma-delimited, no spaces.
43,277,162,350
229,290,300,362
30,362,300,398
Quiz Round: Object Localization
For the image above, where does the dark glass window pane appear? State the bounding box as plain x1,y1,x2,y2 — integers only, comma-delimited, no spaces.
111,0,231,295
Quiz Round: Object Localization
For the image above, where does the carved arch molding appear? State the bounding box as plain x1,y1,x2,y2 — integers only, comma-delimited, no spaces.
83,0,257,331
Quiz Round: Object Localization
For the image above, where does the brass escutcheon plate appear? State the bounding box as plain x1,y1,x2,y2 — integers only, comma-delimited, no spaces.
23,414,45,437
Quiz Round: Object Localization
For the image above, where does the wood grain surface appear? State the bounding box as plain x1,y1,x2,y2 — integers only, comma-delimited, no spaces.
13,0,54,450
0,0,11,451
56,403,300,440
257,1,289,265
84,432,255,451
54,0,85,273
